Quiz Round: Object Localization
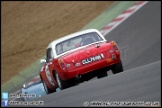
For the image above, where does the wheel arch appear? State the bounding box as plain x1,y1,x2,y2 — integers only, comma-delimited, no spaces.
52,70,59,88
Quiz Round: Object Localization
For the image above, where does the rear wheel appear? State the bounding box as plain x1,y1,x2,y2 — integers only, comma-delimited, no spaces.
111,60,123,74
55,72,75,90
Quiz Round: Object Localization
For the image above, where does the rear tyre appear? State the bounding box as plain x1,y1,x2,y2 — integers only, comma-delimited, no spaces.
55,72,75,90
111,60,123,74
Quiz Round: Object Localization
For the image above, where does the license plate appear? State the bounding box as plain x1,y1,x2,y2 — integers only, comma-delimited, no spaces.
82,54,104,65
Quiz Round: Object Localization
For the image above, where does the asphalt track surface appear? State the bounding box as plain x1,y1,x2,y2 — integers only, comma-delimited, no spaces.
11,1,161,107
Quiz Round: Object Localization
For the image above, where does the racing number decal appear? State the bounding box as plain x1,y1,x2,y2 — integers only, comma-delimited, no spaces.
45,65,55,86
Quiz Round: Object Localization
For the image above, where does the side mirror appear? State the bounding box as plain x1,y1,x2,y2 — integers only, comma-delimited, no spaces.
40,59,46,64
23,84,26,88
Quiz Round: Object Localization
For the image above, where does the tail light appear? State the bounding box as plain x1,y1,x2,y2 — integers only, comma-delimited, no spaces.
110,41,120,58
58,58,66,70
111,41,119,52
111,41,118,50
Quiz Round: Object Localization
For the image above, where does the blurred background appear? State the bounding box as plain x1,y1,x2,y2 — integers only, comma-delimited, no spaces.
1,1,115,84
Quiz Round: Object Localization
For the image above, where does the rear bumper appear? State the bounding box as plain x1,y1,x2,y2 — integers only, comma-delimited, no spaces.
60,57,120,80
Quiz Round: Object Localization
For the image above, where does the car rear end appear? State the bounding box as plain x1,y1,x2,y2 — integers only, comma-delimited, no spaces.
57,41,121,80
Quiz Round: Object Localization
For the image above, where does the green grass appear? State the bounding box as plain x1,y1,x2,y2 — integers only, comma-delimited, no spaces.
82,1,136,30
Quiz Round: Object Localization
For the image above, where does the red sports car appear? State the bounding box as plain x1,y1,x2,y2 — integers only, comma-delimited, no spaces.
39,29,123,93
